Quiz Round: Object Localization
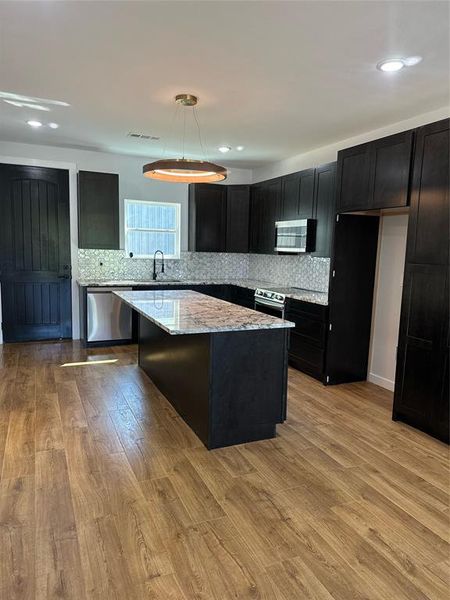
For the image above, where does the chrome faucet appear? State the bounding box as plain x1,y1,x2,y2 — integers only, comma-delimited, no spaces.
152,250,165,280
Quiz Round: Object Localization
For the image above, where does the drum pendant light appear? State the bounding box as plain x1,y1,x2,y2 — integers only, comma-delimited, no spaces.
143,94,227,183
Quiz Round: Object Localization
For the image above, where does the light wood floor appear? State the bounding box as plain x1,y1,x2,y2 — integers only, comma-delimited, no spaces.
0,341,449,599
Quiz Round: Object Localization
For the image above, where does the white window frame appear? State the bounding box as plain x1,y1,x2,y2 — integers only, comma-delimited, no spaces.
124,199,181,259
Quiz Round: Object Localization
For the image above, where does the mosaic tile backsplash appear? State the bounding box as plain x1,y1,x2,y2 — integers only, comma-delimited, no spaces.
78,249,330,292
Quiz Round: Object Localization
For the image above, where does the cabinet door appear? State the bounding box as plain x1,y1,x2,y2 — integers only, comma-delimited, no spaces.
78,171,119,249
406,119,449,265
261,178,282,253
297,169,315,218
249,184,263,252
336,143,371,212
281,170,314,220
436,349,449,443
312,162,336,257
393,264,448,436
369,130,413,209
250,179,281,254
280,172,300,220
188,184,226,252
226,185,250,253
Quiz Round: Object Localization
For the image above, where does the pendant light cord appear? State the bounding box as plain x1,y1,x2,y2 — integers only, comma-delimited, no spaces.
193,105,209,162
182,106,186,159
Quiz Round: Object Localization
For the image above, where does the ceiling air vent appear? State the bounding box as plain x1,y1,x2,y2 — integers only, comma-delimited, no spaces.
127,132,160,140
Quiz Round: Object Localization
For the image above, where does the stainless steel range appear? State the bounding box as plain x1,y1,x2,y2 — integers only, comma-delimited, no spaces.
254,288,287,318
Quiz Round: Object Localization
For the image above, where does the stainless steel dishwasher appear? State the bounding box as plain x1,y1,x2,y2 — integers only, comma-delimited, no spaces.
87,287,132,342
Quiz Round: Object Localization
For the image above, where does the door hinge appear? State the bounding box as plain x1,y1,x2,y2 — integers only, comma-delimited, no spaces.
332,269,336,278
326,375,330,384
329,323,332,331
336,214,340,223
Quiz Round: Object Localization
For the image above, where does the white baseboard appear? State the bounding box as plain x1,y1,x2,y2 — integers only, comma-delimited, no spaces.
368,372,395,391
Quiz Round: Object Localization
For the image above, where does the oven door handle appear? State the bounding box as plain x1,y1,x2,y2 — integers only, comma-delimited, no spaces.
254,297,285,310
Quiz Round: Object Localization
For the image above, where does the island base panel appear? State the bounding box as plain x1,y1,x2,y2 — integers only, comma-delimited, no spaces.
138,316,288,449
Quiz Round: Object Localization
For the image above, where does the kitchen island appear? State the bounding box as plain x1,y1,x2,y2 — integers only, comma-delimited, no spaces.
114,289,295,449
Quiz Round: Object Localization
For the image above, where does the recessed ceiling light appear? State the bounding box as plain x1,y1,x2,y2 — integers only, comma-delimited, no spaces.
218,145,231,153
236,146,244,151
48,122,59,129
403,55,423,66
3,100,50,111
0,91,70,107
376,56,423,72
377,58,405,72
27,120,43,128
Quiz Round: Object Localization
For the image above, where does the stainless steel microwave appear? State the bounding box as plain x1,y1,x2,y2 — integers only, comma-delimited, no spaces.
274,219,316,253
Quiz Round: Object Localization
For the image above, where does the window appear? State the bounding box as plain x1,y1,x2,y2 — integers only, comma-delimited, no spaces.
124,199,181,258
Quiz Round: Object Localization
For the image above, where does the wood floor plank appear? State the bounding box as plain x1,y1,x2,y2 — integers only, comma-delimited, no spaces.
35,527,87,600
169,456,225,522
35,392,64,452
135,574,187,600
311,514,432,600
35,449,77,534
57,380,88,430
2,409,35,479
265,559,335,600
165,517,263,600
77,514,138,600
0,475,34,529
140,476,193,541
0,523,35,599
332,500,450,599
87,413,123,455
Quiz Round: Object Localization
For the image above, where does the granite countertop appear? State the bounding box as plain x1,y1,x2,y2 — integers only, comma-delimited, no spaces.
78,278,328,305
114,290,296,335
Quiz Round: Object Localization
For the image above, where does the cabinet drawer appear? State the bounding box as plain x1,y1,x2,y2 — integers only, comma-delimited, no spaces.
286,298,327,319
288,334,325,380
285,311,326,347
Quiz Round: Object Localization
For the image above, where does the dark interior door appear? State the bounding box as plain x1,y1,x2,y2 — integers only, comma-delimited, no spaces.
0,164,72,342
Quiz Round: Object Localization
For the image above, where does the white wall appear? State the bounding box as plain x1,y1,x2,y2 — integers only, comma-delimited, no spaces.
0,141,252,342
253,106,450,182
368,213,409,391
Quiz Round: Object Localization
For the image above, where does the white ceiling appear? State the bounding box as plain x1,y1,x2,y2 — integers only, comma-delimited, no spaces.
0,1,449,168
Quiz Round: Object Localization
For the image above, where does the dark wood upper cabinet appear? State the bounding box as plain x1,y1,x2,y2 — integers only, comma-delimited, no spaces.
249,183,263,253
249,178,281,254
251,165,336,257
405,119,449,265
312,162,336,257
335,142,371,212
78,171,119,249
369,130,413,209
188,184,227,252
280,169,315,220
336,131,414,213
226,185,250,253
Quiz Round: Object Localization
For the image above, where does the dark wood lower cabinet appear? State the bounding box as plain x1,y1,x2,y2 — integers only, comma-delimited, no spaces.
393,264,449,443
285,298,328,381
